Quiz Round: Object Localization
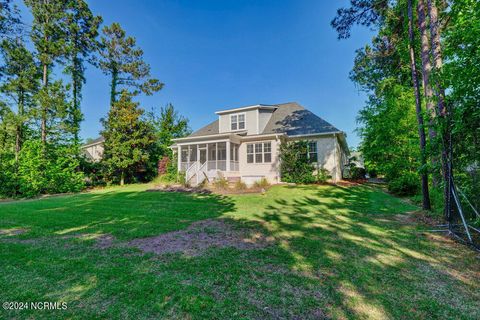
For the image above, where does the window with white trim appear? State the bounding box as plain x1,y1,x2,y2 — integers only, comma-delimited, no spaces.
247,142,272,163
231,113,245,131
307,141,318,163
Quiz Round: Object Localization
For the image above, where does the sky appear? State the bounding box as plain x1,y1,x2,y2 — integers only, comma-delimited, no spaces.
18,0,374,148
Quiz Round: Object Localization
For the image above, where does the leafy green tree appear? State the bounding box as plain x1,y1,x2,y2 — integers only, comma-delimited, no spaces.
63,0,102,145
147,103,190,158
101,90,156,185
99,23,163,107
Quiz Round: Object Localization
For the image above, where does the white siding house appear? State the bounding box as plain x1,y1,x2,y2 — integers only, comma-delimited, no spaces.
171,102,349,186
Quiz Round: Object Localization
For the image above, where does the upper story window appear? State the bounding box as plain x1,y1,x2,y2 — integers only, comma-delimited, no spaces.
230,113,245,131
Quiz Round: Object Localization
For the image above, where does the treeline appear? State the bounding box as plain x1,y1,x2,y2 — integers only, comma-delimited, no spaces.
332,0,479,214
0,0,189,197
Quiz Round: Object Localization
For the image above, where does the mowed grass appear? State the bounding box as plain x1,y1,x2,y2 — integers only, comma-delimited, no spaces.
0,184,479,319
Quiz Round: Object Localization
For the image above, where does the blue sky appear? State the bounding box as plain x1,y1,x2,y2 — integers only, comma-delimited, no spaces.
19,0,373,148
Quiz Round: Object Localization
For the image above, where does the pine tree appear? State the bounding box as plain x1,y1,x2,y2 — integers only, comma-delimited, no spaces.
101,90,155,185
24,0,68,147
0,39,40,163
63,0,102,145
99,23,163,107
0,0,21,40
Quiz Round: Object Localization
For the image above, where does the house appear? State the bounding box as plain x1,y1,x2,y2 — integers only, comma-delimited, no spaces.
170,102,349,186
81,136,105,162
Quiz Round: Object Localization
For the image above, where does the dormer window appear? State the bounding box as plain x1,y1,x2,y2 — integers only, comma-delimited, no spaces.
230,113,245,131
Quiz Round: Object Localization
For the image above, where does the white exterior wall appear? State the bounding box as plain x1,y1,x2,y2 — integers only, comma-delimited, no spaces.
314,135,343,181
219,109,259,135
258,109,274,133
82,143,104,162
236,138,280,185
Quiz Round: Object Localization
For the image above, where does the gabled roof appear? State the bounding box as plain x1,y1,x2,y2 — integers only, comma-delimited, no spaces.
187,102,340,138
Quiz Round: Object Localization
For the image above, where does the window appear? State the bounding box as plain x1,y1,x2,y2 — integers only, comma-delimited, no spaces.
230,113,245,131
307,141,318,163
247,142,272,163
247,144,254,163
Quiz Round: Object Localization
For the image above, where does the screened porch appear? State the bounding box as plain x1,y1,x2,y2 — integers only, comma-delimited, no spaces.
178,142,239,172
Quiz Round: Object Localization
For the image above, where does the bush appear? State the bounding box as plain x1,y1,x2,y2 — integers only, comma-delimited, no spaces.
350,166,367,180
387,173,419,196
280,140,316,184
234,180,247,191
315,168,331,184
17,140,84,197
254,177,270,189
214,177,229,190
177,171,187,187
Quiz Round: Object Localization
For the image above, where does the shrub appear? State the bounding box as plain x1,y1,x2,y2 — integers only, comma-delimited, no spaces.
17,140,84,197
214,177,229,190
254,177,270,189
387,173,419,196
177,171,187,187
157,156,170,175
350,166,367,180
234,180,247,191
315,168,331,184
279,140,316,184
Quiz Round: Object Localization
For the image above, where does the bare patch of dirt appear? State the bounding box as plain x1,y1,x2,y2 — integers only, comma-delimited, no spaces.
0,228,28,236
394,211,439,226
128,219,274,256
94,234,116,249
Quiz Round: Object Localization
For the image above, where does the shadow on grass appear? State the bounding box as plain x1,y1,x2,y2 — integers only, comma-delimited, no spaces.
239,184,480,319
0,188,236,240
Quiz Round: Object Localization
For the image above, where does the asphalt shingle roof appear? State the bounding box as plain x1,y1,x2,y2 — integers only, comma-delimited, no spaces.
187,102,340,138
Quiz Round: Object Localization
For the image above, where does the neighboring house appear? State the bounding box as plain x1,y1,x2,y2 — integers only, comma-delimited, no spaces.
171,102,349,186
81,136,105,162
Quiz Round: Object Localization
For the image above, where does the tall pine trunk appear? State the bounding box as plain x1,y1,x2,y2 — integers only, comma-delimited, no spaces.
408,0,431,210
417,0,439,187
427,0,451,221
41,62,48,146
110,67,118,108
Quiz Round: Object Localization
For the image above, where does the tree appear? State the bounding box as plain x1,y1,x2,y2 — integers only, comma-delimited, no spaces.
98,23,163,107
63,0,102,145
333,0,432,207
0,0,21,40
101,90,156,185
147,103,190,158
24,0,68,147
0,39,40,162
407,0,431,209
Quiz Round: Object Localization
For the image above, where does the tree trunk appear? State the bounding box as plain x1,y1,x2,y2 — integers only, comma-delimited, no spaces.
120,171,125,186
110,68,118,108
15,89,24,163
41,62,48,146
417,0,439,187
427,0,451,221
408,0,431,210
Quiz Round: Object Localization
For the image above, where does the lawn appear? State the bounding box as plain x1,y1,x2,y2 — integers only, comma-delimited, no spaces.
0,184,479,319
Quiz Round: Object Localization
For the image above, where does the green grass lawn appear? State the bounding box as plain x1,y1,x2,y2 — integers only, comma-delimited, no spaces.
1,184,479,319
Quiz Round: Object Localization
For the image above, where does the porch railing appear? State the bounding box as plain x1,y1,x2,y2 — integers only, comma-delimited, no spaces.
181,160,239,172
